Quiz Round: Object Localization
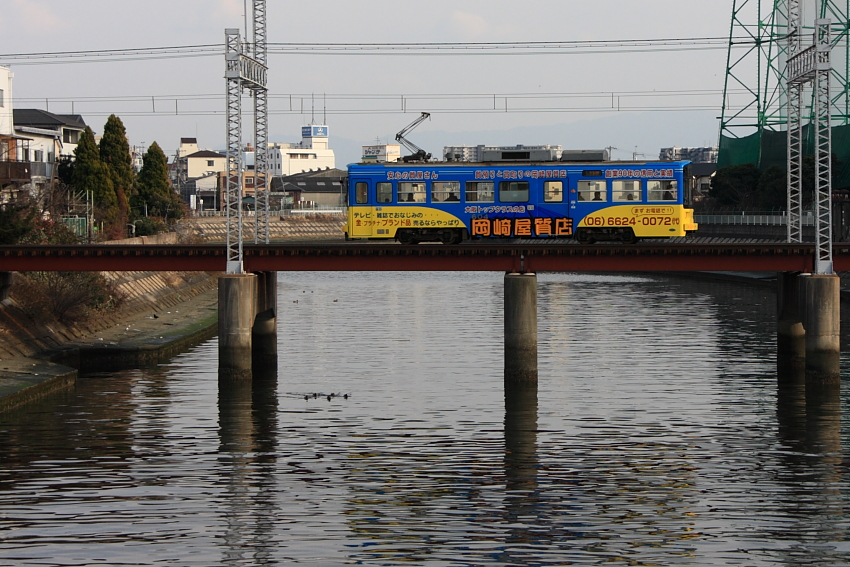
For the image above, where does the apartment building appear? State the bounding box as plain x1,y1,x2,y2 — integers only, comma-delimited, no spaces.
268,125,335,175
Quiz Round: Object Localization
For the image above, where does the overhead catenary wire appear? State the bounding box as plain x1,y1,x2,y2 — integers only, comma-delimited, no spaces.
0,37,758,118
11,88,744,117
0,37,766,65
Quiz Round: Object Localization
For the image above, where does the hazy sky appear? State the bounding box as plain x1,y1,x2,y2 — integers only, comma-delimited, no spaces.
1,1,734,164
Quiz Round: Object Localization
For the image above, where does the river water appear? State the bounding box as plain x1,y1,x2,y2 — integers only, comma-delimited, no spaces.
0,272,848,566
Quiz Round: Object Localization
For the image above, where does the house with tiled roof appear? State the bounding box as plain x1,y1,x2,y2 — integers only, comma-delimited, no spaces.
270,167,346,207
13,108,87,162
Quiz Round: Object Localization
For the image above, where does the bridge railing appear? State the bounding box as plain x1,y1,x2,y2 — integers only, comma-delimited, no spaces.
194,206,347,218
695,212,814,226
283,206,346,216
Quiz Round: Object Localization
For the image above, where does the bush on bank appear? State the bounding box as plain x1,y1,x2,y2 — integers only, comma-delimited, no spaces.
13,272,124,324
2,201,125,324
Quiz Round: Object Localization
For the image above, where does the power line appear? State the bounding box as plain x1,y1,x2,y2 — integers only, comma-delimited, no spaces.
12,87,740,120
0,37,760,65
10,91,731,119
14,87,744,104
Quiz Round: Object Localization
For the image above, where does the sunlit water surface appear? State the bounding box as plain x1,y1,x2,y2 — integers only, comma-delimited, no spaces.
1,272,849,566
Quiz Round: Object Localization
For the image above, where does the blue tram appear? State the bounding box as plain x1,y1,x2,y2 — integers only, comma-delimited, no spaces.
344,159,697,244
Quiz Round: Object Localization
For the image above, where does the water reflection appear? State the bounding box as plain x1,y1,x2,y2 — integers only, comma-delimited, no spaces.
0,272,848,566
503,381,540,563
217,358,279,566
776,355,807,449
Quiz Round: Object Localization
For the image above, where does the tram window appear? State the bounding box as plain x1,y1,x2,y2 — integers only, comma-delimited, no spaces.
648,180,678,202
377,182,393,203
577,180,607,202
398,182,426,203
499,181,529,203
544,181,563,203
432,181,461,202
466,181,494,203
355,181,368,204
613,180,640,202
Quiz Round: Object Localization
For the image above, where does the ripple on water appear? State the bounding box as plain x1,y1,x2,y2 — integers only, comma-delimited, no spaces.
0,272,848,566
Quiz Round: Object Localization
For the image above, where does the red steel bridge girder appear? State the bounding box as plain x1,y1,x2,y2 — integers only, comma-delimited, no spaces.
0,243,838,273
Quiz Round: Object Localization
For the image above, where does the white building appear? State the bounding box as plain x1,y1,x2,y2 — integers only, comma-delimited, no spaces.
659,146,718,163
0,66,20,199
443,144,563,162
0,67,12,140
13,109,87,163
170,137,227,209
170,138,226,184
268,125,335,175
176,137,200,158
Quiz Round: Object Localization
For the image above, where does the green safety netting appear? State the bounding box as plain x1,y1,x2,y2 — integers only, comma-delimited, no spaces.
719,124,850,188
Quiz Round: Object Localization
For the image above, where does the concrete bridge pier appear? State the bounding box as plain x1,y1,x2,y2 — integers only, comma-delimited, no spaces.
218,273,256,380
252,271,278,368
800,274,841,381
504,272,538,384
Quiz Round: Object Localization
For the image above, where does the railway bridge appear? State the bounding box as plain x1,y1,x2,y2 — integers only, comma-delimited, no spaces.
0,239,841,381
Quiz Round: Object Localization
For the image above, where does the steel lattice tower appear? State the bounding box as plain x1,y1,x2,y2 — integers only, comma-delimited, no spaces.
788,14,834,272
224,29,245,275
720,0,848,272
252,0,269,245
223,1,268,274
720,0,849,141
788,0,805,244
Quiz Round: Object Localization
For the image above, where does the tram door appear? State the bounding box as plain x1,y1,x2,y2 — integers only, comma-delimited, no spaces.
349,180,375,238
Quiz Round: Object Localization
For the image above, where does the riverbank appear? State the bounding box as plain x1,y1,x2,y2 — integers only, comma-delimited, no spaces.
0,274,220,413
0,216,347,413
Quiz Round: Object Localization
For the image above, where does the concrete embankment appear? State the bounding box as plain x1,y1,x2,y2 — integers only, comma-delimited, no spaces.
181,215,346,242
0,270,220,413
0,216,346,413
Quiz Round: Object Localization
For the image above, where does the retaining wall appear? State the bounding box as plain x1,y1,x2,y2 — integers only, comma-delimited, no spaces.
0,270,218,360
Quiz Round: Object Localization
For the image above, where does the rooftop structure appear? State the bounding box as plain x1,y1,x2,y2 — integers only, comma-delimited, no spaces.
443,144,563,162
269,125,335,175
659,147,718,163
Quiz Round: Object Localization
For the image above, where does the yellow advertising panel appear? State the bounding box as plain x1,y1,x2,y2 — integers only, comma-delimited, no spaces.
348,206,464,238
579,205,697,237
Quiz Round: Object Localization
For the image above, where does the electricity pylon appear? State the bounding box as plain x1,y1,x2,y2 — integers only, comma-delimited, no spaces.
719,1,849,148
224,1,269,274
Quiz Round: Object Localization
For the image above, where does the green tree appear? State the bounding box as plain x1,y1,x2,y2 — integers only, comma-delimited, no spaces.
99,114,136,202
72,127,117,230
0,197,78,245
710,163,762,208
755,165,787,210
135,142,183,220
56,155,75,186
99,115,134,237
0,203,39,244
